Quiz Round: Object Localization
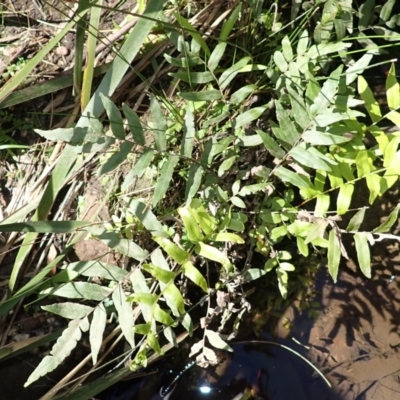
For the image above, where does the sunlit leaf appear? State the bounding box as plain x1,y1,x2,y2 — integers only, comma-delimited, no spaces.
219,57,251,90
150,96,167,151
178,206,204,242
205,329,233,351
112,286,135,348
40,282,111,301
122,104,145,145
302,130,351,145
327,230,340,283
154,237,189,264
153,304,175,326
183,261,208,292
195,242,232,269
142,263,175,283
100,94,125,139
274,166,311,188
153,155,180,207
354,232,371,278
242,268,266,283
210,232,244,243
41,303,93,319
346,207,366,232
358,75,382,123
129,199,166,237
373,203,400,233
179,90,222,101
386,63,400,110
310,66,342,116
90,302,107,364
337,183,354,215
25,318,89,387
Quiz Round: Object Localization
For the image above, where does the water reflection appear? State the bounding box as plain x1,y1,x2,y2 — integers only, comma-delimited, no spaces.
106,341,336,400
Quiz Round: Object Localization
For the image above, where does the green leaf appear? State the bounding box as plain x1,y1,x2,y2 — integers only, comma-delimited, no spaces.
205,329,233,351
195,242,231,269
257,129,285,159
25,318,89,387
129,292,158,306
354,232,371,278
126,149,154,181
129,199,166,237
230,84,257,105
97,231,149,261
0,221,90,233
359,0,374,29
242,268,266,283
337,183,354,215
297,29,309,55
220,3,241,40
289,146,331,171
305,218,328,244
238,182,270,196
169,71,214,84
153,304,175,326
147,331,163,355
179,90,222,101
178,206,204,242
62,261,128,281
277,268,288,299
210,233,244,244
233,105,269,130
274,99,300,146
237,134,263,147
89,302,107,365
112,286,135,348
40,282,111,301
230,196,246,208
281,35,293,62
189,199,218,235
98,141,134,176
164,54,202,68
287,85,310,130
346,207,366,231
297,237,309,257
302,130,351,145
173,12,210,57
310,66,342,116
386,63,400,110
218,155,237,177
183,261,208,292
358,75,382,123
327,230,340,283
273,51,288,72
163,283,185,316
185,164,204,202
41,303,93,319
153,155,180,207
142,264,175,283
100,94,125,139
274,166,311,188
150,97,167,151
122,104,145,146
380,0,395,22
154,237,189,264
181,106,195,158
373,203,400,233
219,56,251,90
133,323,150,335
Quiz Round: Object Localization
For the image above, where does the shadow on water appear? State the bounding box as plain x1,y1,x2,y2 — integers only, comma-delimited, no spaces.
273,182,400,400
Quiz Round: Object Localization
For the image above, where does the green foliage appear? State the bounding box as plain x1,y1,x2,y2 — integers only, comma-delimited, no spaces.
3,0,400,398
